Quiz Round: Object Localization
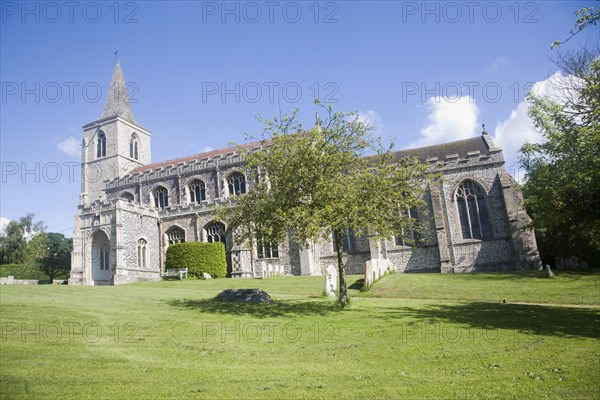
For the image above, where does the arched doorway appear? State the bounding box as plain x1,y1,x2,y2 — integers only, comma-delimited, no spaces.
91,230,111,284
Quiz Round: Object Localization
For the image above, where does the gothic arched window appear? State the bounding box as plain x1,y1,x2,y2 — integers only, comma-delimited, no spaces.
257,234,279,259
227,172,246,196
97,131,106,158
205,222,226,244
130,134,139,160
100,243,109,270
166,227,185,245
395,207,421,246
189,180,206,203
333,229,357,252
137,238,147,269
456,180,492,240
153,187,169,210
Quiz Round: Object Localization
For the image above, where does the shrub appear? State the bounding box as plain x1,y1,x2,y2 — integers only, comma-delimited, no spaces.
165,242,227,278
0,264,51,280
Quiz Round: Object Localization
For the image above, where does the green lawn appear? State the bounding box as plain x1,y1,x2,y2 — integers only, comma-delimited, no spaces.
1,272,599,399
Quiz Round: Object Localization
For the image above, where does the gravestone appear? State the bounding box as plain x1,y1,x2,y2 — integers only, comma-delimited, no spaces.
324,264,337,297
580,261,588,270
6,276,14,285
570,256,578,270
267,264,273,277
555,257,564,270
544,264,555,278
259,261,267,278
202,273,212,279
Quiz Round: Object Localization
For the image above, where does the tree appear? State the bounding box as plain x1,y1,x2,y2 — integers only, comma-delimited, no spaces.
24,231,48,271
39,233,72,280
0,214,46,264
218,103,434,306
551,4,600,48
520,43,600,262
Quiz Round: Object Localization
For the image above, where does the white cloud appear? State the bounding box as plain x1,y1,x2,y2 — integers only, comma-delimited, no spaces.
487,57,509,73
203,146,214,152
492,73,565,182
0,217,11,236
356,110,383,133
57,136,80,158
409,96,479,148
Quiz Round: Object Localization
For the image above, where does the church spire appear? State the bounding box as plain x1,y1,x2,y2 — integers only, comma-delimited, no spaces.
100,60,137,124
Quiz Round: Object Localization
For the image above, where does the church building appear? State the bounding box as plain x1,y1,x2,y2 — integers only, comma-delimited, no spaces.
69,62,541,285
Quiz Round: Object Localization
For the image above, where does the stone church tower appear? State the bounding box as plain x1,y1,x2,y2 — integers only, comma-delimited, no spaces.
70,61,159,285
80,61,151,205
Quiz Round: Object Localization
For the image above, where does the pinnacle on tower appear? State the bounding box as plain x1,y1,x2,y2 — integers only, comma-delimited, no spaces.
100,60,137,124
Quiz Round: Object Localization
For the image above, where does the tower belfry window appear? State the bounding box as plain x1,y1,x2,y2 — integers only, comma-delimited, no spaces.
130,134,138,160
97,131,106,158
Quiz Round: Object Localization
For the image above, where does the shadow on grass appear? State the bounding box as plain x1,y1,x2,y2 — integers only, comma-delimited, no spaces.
167,298,342,318
348,278,365,291
384,302,600,339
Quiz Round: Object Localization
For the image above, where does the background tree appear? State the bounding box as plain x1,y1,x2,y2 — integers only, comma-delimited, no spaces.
0,214,46,264
24,231,49,271
219,103,434,306
520,8,599,264
39,233,72,280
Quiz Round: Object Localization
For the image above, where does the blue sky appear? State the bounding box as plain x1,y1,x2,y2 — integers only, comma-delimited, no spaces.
1,0,598,235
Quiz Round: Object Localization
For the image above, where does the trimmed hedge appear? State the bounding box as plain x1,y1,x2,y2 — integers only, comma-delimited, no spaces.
0,264,51,280
165,242,227,278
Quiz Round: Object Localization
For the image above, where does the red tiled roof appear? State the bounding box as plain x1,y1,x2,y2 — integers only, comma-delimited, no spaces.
129,135,492,176
129,139,268,175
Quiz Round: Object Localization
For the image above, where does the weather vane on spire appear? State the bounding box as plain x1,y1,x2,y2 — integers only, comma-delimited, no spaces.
114,50,119,62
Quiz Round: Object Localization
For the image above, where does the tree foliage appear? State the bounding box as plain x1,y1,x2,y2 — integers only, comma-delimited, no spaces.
551,4,600,48
218,103,435,306
39,233,72,280
0,214,46,264
520,48,600,263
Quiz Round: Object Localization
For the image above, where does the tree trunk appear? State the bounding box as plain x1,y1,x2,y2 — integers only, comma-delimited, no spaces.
333,230,348,307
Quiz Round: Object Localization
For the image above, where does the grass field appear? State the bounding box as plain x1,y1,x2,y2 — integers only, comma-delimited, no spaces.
1,271,599,399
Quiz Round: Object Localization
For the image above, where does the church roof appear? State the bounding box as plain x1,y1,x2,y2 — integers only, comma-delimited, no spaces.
129,141,267,175
386,135,493,163
128,134,496,177
100,61,137,124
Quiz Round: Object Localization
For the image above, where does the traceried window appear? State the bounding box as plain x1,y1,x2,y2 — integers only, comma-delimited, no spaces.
227,172,246,196
97,131,106,158
166,227,185,245
137,238,147,269
257,234,279,259
189,180,206,203
205,222,226,244
333,229,357,253
153,187,169,210
121,192,135,203
395,208,421,246
456,180,492,240
130,134,139,160
100,244,110,270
